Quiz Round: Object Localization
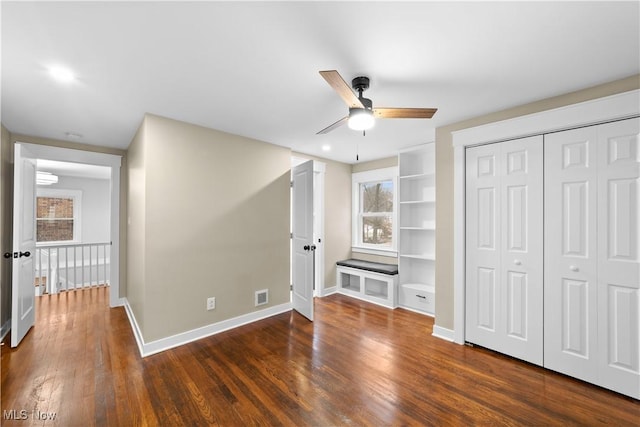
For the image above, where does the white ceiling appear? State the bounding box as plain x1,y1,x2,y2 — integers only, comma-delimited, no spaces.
2,1,639,164
36,159,111,180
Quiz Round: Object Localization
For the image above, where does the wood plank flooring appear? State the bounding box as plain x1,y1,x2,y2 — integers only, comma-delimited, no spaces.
2,287,638,426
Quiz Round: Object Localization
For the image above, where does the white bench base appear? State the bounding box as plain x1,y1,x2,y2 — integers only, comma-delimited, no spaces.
336,265,398,309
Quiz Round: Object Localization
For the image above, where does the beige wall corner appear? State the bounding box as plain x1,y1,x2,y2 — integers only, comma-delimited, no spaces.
126,119,147,335
0,124,14,333
134,114,291,342
434,74,640,331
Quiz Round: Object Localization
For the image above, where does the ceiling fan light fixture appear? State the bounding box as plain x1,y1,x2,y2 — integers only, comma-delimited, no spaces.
36,171,58,186
348,108,374,131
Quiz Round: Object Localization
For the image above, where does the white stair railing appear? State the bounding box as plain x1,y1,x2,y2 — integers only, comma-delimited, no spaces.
34,242,111,295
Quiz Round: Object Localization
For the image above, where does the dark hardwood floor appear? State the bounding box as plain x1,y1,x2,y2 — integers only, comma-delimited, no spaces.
1,287,638,426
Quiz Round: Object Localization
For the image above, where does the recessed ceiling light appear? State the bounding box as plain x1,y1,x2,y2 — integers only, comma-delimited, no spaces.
322,145,331,151
49,66,75,83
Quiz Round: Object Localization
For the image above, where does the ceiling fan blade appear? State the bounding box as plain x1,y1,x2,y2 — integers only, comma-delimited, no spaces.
319,70,364,108
316,116,348,134
374,108,438,119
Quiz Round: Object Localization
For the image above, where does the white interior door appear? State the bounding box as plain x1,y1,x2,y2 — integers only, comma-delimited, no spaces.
466,135,543,365
544,126,599,382
11,143,37,347
291,160,314,321
596,118,639,399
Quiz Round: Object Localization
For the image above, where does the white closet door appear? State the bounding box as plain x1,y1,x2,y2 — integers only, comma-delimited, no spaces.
466,136,543,365
596,118,639,398
544,126,599,383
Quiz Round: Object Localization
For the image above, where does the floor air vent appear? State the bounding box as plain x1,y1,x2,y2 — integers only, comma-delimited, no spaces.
255,289,269,307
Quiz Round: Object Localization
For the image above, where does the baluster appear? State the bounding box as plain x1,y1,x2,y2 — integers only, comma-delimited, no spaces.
47,247,51,294
82,245,85,288
89,245,93,287
65,246,69,291
104,244,108,286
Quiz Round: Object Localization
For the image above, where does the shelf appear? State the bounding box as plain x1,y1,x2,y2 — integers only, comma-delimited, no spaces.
400,253,436,261
399,143,435,316
400,199,435,205
399,172,435,181
400,222,435,231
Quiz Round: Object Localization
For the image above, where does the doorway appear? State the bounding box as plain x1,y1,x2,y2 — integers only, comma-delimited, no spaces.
15,143,121,307
291,157,326,297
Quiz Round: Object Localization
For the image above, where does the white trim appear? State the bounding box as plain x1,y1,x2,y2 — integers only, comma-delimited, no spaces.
352,166,399,252
35,188,83,244
452,89,640,147
351,246,398,258
313,161,326,297
320,285,338,296
17,143,122,308
399,305,434,317
432,325,455,342
0,319,11,341
449,89,640,347
123,298,293,357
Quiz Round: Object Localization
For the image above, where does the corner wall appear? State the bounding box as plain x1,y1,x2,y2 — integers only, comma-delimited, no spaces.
434,74,640,331
129,114,291,343
0,125,14,336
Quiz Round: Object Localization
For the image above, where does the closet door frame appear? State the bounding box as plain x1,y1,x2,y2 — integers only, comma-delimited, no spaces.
449,89,639,345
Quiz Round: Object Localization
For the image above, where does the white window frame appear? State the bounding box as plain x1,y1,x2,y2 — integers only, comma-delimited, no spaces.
36,188,82,246
352,167,398,257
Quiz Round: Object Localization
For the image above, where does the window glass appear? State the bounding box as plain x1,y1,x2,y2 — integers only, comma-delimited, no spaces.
36,197,74,242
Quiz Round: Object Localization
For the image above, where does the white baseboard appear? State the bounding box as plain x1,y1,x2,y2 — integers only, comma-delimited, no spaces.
320,285,337,297
432,325,456,343
0,319,11,341
123,299,292,357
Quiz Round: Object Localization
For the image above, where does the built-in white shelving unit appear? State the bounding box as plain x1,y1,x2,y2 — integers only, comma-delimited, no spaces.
398,143,435,315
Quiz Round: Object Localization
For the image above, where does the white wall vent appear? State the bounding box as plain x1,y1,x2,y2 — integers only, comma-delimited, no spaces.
255,289,269,306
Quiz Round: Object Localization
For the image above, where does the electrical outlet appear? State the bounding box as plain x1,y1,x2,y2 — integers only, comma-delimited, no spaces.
206,297,216,311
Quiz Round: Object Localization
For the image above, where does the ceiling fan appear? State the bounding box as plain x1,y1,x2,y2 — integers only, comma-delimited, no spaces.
317,70,437,134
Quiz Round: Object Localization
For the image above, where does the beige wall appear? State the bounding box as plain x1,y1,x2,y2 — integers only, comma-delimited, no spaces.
1,124,13,333
126,120,147,333
434,74,640,331
292,152,352,288
130,114,291,342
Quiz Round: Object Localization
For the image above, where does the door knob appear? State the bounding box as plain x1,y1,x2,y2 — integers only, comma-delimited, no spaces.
19,251,31,258
3,252,11,259
303,245,310,251
569,265,579,272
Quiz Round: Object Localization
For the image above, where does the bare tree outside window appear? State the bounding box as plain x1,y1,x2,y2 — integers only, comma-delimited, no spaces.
361,181,393,247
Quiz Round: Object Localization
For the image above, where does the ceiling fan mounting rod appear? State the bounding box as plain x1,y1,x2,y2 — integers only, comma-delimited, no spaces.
352,76,370,98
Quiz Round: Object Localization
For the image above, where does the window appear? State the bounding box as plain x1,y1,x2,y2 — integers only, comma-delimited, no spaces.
352,167,398,255
36,189,82,243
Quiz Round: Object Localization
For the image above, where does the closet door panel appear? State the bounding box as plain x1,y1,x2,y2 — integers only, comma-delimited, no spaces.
597,118,639,398
466,144,502,350
501,137,543,364
544,127,599,383
466,136,543,365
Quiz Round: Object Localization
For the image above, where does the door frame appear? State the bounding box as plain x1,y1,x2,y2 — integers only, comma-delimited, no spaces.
15,143,122,308
291,157,326,297
449,89,640,345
